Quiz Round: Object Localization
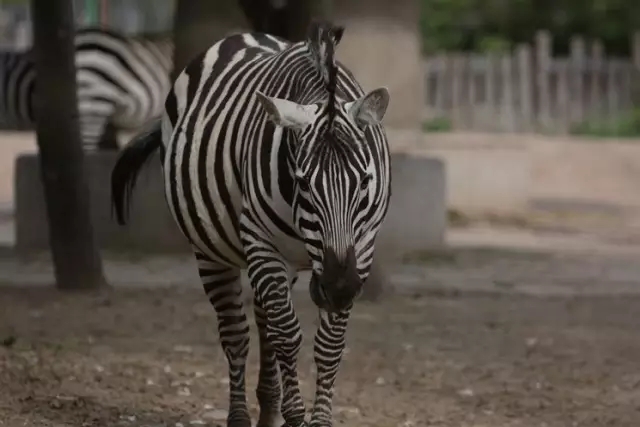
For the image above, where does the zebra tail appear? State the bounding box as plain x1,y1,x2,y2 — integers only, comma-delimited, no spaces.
110,119,163,225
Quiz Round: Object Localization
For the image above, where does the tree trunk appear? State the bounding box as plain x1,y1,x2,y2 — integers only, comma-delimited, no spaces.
30,0,106,290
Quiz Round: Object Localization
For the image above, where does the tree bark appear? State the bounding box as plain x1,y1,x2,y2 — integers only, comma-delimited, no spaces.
30,0,106,290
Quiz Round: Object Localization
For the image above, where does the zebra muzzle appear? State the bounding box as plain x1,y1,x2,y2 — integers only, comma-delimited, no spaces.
310,246,362,312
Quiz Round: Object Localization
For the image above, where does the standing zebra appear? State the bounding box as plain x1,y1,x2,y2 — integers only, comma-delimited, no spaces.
111,21,391,427
0,27,173,151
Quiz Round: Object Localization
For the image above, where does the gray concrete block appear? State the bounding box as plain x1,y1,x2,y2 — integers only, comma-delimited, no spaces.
376,153,447,259
14,151,447,258
14,152,191,255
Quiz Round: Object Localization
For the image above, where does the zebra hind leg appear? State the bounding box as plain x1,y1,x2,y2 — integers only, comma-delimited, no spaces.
195,251,252,427
254,296,283,427
97,119,119,151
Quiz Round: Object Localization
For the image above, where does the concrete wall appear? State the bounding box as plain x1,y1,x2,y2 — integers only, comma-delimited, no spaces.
14,152,191,255
14,150,446,257
392,131,532,215
376,154,446,257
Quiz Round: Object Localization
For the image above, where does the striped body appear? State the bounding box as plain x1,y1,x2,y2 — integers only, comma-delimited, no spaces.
0,27,172,150
112,22,391,427
163,33,390,275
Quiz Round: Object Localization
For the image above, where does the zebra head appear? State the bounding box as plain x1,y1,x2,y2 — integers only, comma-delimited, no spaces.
255,21,390,312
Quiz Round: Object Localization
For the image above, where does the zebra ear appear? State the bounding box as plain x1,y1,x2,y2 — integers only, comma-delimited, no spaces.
255,91,316,129
345,87,390,127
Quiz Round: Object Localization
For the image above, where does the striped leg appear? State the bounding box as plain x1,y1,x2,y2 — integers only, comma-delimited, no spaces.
78,97,116,151
254,297,282,427
79,112,113,151
309,309,351,427
196,251,252,427
242,237,306,427
96,120,119,151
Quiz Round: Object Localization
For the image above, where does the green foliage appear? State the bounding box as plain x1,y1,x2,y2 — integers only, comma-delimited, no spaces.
570,109,640,139
422,117,452,132
420,0,640,54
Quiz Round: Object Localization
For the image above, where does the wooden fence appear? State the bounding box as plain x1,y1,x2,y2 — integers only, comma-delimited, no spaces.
423,31,640,134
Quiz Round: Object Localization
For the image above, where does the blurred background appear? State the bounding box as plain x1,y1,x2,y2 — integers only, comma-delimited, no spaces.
1,1,640,426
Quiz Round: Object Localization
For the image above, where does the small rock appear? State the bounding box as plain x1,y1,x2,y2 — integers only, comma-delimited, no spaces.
94,365,105,373
189,421,205,426
146,378,155,386
334,406,360,418
202,409,228,421
525,337,538,347
119,415,136,422
175,423,184,427
458,388,474,397
203,404,214,410
164,365,172,374
173,345,193,353
177,387,191,397
219,377,230,385
375,377,386,385
194,371,205,378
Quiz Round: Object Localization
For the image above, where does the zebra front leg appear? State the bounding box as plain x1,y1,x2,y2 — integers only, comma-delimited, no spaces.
254,296,283,427
244,246,306,427
196,251,252,427
309,309,351,427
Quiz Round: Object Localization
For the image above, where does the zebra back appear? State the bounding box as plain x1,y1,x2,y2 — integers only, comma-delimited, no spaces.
0,27,174,149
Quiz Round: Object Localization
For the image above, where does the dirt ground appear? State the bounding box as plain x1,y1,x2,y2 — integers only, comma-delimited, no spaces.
1,284,640,427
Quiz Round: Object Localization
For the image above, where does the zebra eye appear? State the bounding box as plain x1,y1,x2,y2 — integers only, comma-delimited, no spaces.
296,176,310,192
360,173,372,191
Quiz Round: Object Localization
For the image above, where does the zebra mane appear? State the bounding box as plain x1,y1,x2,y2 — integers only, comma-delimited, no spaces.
306,20,344,129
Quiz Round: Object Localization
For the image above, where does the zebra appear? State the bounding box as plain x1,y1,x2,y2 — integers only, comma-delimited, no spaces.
111,20,391,427
0,27,173,151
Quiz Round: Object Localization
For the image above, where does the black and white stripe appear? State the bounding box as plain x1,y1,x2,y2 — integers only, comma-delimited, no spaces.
0,27,172,150
112,21,391,427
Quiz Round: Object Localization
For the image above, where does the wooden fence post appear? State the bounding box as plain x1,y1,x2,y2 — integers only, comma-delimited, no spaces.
590,40,604,119
535,30,552,131
485,53,497,132
517,44,533,132
450,54,464,129
570,36,586,126
500,54,515,132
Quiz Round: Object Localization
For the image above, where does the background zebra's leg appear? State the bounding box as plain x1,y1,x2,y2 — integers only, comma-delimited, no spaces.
254,296,283,427
78,98,116,151
195,251,252,427
243,240,306,427
96,119,119,151
309,309,352,427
